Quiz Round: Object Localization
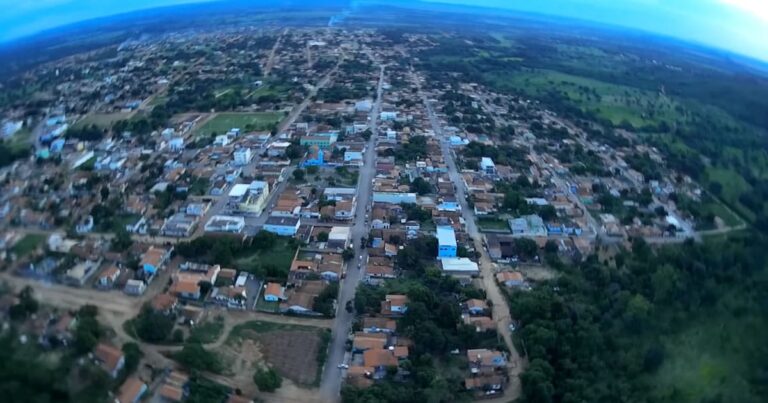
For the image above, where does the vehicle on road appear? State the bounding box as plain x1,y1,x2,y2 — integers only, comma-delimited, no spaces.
337,363,349,369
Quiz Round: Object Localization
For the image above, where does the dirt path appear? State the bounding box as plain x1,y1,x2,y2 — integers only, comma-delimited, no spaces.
264,28,287,76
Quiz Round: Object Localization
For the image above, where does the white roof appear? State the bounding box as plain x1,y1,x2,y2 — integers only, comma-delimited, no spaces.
440,258,479,273
436,226,457,247
324,187,357,195
229,183,250,198
329,226,351,239
481,157,495,168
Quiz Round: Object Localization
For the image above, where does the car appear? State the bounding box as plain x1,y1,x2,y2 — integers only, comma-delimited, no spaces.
337,363,349,369
508,323,516,332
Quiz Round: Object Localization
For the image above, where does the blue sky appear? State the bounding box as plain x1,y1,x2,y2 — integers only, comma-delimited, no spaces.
1,0,767,61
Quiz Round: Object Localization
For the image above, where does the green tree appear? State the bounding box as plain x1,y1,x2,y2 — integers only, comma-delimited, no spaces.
253,367,282,392
293,168,306,181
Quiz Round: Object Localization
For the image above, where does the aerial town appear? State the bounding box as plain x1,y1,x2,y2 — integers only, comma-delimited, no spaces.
0,24,748,403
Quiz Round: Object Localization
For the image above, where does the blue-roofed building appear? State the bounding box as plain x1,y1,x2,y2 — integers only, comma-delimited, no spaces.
436,226,457,258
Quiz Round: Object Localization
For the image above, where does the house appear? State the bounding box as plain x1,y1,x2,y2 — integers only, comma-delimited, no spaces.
124,279,147,296
76,215,94,234
94,343,125,378
465,299,489,315
381,294,408,316
334,201,355,220
302,146,324,167
151,293,178,314
352,332,388,352
496,271,525,288
263,216,301,236
49,313,77,345
362,317,397,334
140,246,170,276
361,347,408,379
327,226,351,249
97,264,121,288
463,315,495,332
467,349,506,374
116,376,147,403
213,286,247,309
436,226,457,258
264,282,285,302
161,213,198,237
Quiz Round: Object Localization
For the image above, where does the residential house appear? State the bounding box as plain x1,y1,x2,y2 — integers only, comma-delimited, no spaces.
381,294,408,316
116,376,147,403
436,226,457,258
123,279,147,296
150,293,178,315
140,246,170,276
264,282,285,302
362,317,397,334
97,264,121,288
496,271,525,288
94,343,125,378
465,299,489,315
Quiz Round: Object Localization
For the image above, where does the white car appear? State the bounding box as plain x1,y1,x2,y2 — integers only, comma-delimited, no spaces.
337,364,349,369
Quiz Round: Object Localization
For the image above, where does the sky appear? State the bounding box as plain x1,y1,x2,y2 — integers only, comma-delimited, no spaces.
0,0,766,61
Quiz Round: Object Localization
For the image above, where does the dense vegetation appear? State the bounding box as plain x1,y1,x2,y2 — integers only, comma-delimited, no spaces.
512,233,768,403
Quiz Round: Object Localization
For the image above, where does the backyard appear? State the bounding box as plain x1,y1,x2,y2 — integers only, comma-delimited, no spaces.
11,234,46,258
235,238,297,280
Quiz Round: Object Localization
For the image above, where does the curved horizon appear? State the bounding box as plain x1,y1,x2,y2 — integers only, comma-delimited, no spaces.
0,0,767,62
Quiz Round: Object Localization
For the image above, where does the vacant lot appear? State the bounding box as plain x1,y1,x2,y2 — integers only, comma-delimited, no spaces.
12,234,46,257
196,112,284,137
226,321,328,385
235,239,296,280
477,217,510,232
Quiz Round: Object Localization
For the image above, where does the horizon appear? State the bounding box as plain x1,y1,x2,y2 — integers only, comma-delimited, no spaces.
0,0,767,62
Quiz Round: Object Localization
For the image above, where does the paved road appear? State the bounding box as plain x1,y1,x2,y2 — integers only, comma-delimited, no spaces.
264,28,287,77
318,64,386,402
423,93,525,400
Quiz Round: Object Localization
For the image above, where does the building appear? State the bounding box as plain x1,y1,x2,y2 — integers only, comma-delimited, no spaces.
263,216,301,236
264,282,285,302
380,111,398,121
302,146,324,167
300,132,338,149
327,226,351,249
496,271,525,288
94,343,125,378
480,157,496,176
509,215,547,237
205,215,245,233
355,99,372,112
161,213,198,237
372,192,417,204
116,376,147,403
381,294,408,316
440,257,479,282
324,187,357,201
169,137,184,152
233,148,253,165
124,279,147,296
140,246,170,276
436,226,457,258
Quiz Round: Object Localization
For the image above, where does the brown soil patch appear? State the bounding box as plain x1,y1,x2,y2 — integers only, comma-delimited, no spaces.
256,330,321,385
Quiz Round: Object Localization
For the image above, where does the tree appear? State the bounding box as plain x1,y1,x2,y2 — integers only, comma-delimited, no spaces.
121,342,143,376
99,185,110,202
306,165,319,175
409,177,433,195
134,307,175,342
293,169,305,182
111,227,133,252
74,306,102,354
253,368,282,392
317,231,329,242
174,343,221,373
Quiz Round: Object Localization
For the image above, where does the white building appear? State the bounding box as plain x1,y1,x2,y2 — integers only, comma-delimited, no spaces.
169,137,184,152
204,215,245,233
380,111,398,121
440,257,479,282
214,135,230,146
233,148,253,166
480,157,496,176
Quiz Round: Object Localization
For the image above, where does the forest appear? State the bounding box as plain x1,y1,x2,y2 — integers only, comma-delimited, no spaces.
511,232,768,403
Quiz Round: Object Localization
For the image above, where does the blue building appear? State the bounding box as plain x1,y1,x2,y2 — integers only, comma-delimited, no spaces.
302,146,324,167
436,226,457,258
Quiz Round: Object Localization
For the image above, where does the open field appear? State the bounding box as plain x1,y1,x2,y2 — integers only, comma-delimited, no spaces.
72,112,132,129
235,240,296,278
477,217,511,232
225,321,329,385
188,315,225,344
11,234,46,257
485,68,680,127
3,127,32,153
195,112,284,137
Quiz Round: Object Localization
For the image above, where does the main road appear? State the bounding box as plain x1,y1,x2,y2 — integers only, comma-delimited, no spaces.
318,64,386,402
422,89,525,400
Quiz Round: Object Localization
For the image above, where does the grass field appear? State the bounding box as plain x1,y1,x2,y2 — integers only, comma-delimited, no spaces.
477,217,511,232
235,239,296,279
11,234,46,257
4,127,32,153
705,166,756,222
485,68,681,127
195,112,284,137
72,112,132,129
